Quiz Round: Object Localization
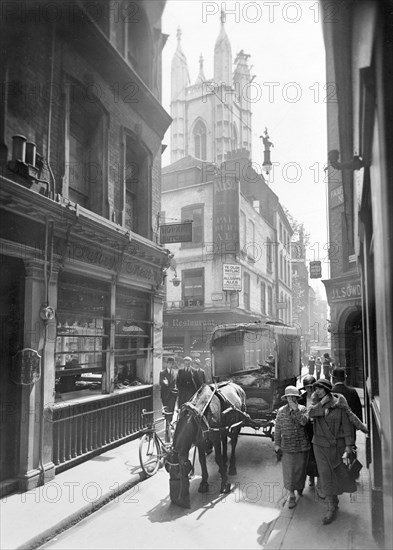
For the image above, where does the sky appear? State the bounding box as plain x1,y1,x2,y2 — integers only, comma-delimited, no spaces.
161,0,329,298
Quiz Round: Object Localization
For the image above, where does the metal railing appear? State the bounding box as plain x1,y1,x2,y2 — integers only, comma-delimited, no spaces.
50,387,152,470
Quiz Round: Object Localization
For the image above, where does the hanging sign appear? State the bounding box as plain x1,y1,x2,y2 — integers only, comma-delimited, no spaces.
309,260,322,279
160,222,193,243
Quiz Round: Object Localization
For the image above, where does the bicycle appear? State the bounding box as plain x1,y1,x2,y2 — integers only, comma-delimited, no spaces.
138,408,175,477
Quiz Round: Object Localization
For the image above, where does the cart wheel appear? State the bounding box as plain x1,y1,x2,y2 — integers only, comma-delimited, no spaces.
139,433,161,476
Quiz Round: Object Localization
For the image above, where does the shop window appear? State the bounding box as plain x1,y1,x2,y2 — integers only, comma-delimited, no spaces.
181,204,204,246
182,269,204,308
115,287,151,388
244,272,250,310
66,81,107,216
55,275,110,398
123,134,151,237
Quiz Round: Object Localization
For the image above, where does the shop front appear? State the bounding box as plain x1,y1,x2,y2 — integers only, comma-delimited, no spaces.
0,179,168,490
323,274,363,387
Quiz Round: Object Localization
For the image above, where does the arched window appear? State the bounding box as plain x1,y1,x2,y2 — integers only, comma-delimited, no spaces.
193,120,207,160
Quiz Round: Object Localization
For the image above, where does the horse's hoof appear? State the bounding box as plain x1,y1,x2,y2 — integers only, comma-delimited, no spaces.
220,483,231,494
198,482,209,493
177,498,191,509
228,467,237,475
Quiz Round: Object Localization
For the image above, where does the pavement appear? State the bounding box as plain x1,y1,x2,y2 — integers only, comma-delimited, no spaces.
0,374,380,550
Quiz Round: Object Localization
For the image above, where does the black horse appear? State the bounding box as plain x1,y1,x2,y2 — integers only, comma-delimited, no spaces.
167,381,248,508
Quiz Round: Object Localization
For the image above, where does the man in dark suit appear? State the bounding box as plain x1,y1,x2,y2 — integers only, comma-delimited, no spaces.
159,356,178,420
332,366,363,441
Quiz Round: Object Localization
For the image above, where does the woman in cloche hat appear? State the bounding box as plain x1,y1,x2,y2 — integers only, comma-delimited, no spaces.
274,385,310,509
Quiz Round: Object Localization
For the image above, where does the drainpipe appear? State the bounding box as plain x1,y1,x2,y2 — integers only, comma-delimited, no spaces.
46,23,56,199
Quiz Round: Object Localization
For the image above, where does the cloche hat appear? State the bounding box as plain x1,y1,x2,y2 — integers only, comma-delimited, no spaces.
313,379,332,393
281,385,300,400
301,375,316,389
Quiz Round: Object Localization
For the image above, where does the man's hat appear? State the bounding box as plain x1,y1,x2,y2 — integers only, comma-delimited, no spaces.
183,356,192,362
314,379,333,393
332,367,346,381
166,356,175,362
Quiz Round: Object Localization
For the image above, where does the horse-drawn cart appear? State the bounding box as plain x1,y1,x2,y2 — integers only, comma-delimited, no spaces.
209,321,302,439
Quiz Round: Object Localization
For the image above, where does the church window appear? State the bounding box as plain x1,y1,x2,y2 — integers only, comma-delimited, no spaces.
193,120,207,160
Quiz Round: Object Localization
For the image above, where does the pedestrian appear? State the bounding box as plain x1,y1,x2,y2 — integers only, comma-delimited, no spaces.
274,385,310,509
159,356,178,422
177,356,202,407
315,357,322,379
308,355,316,376
298,375,319,487
203,356,213,384
322,353,332,381
308,379,356,525
331,367,363,442
192,357,206,385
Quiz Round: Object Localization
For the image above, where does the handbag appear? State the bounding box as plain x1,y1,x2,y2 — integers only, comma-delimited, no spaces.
335,460,357,493
347,451,363,480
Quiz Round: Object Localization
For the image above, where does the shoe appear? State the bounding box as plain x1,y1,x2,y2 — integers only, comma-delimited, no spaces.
298,489,303,496
288,496,297,509
316,487,326,500
309,477,315,487
323,510,336,524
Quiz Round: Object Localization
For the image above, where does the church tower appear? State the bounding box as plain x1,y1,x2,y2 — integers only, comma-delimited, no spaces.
169,12,252,166
170,28,190,163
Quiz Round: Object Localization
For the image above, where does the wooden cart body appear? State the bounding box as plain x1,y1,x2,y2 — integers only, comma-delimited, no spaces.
209,322,302,438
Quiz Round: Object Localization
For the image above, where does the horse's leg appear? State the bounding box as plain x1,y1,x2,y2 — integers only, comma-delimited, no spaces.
221,430,228,467
213,437,231,494
197,442,210,493
228,427,240,476
177,456,192,508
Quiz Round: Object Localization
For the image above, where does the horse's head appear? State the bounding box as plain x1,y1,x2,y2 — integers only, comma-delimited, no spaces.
172,407,199,459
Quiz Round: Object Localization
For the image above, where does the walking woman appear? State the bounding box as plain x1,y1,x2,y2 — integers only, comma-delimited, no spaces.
274,386,310,509
308,379,355,525
298,375,319,487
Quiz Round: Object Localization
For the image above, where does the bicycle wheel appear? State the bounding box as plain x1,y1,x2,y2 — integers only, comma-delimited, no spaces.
139,433,161,476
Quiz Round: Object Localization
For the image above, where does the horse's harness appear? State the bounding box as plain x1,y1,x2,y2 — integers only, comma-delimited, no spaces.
181,382,251,437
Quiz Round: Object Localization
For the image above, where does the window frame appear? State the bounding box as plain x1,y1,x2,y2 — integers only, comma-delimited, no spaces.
181,268,205,309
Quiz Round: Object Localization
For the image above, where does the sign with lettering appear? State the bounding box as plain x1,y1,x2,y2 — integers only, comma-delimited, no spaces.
330,282,361,302
222,264,242,291
330,185,344,208
309,260,322,279
160,222,193,243
213,176,240,254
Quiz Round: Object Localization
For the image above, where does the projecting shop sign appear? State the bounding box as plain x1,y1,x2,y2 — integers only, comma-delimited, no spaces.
309,260,322,278
160,222,192,243
222,264,242,291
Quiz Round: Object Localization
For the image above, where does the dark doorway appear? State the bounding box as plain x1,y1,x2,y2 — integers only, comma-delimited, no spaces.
344,310,364,387
0,256,24,482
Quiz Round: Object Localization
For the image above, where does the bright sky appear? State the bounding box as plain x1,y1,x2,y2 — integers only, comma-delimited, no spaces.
161,0,329,296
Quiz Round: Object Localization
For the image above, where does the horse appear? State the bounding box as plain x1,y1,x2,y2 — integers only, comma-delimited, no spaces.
166,381,249,508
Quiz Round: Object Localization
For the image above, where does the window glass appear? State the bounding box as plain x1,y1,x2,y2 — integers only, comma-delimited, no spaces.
261,282,266,314
181,205,204,244
182,269,204,307
244,272,250,310
115,287,151,388
55,275,109,399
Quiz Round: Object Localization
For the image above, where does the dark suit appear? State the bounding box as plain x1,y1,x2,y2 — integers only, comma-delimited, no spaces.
159,367,178,414
332,381,363,441
177,366,201,407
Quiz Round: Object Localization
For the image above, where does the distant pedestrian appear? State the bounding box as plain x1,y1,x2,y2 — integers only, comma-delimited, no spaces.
274,385,310,509
192,358,206,386
159,356,178,421
177,356,202,407
322,353,332,381
315,357,322,379
308,355,316,376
